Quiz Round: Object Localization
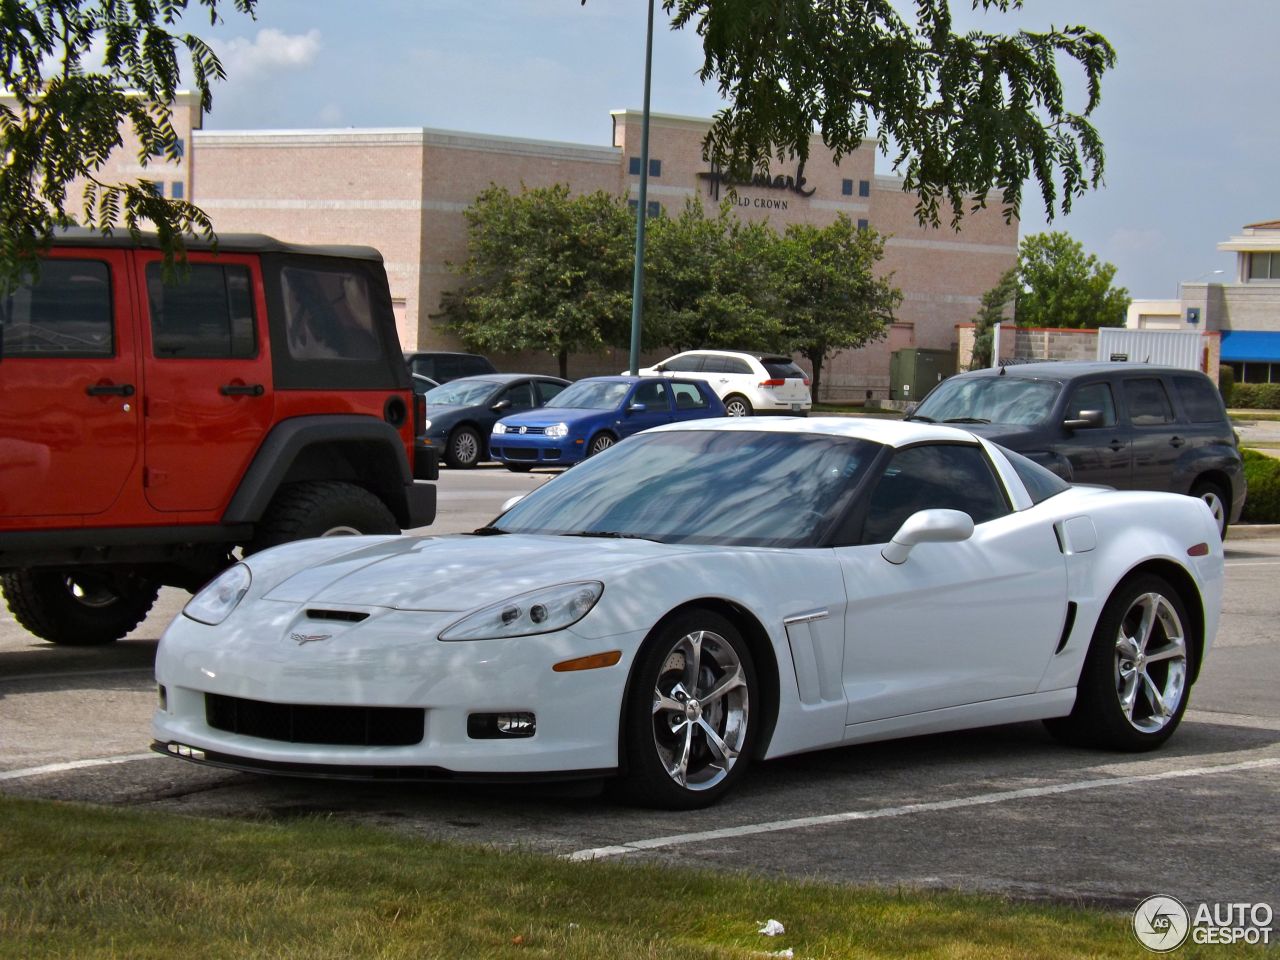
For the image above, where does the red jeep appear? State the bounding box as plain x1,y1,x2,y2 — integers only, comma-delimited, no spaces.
0,230,436,645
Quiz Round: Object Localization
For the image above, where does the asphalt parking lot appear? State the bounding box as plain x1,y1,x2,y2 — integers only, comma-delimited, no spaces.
2,464,1277,912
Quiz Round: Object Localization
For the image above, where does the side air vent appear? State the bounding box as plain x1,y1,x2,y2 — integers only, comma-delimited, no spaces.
1055,602,1078,655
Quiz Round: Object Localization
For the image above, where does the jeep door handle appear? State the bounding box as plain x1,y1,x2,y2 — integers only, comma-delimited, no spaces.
219,383,265,397
86,382,135,397
1169,436,1185,448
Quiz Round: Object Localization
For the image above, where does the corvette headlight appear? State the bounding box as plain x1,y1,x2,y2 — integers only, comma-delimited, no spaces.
439,581,603,641
493,422,508,435
184,563,252,626
544,422,569,439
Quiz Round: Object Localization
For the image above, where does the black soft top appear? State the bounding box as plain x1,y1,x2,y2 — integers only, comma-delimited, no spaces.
49,227,383,263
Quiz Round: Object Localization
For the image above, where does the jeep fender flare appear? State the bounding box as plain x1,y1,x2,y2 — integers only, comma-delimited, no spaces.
223,415,430,528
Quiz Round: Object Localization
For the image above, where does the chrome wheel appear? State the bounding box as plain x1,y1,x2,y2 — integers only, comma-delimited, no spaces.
1193,482,1227,539
449,427,481,468
1113,591,1187,735
724,395,752,417
650,628,749,792
588,434,615,456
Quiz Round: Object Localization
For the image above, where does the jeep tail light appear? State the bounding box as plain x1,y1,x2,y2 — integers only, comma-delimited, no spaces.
414,392,426,435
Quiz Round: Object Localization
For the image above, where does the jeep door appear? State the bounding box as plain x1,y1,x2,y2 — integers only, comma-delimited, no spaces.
136,253,274,513
0,250,140,518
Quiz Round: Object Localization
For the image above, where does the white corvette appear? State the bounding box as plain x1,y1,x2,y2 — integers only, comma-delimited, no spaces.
153,418,1224,808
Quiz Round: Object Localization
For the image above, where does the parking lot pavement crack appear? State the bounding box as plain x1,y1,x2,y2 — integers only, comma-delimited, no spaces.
566,757,1280,861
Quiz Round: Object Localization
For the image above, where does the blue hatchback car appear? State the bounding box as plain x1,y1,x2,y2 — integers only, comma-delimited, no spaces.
489,375,725,470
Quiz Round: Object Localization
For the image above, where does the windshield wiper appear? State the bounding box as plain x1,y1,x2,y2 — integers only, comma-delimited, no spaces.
560,530,654,541
903,414,935,423
943,417,991,424
471,525,509,536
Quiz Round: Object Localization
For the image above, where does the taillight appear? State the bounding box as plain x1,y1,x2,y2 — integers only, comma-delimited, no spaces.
760,378,785,387
414,393,426,435
803,378,811,386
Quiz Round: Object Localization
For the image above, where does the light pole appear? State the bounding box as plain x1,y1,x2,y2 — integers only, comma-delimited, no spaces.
627,0,655,375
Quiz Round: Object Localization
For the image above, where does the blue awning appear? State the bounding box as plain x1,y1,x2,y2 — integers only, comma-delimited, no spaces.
1220,330,1280,362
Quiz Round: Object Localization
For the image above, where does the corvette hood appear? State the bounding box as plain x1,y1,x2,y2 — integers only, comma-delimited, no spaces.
259,533,689,612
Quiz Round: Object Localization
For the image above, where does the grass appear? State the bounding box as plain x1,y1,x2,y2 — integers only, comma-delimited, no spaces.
0,796,1244,959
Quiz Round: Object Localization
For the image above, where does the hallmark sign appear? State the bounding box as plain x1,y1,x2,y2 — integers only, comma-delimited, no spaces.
697,160,816,211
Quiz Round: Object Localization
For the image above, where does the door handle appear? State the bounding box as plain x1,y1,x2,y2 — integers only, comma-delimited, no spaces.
1108,439,1125,452
86,382,135,397
1169,436,1185,448
219,383,265,397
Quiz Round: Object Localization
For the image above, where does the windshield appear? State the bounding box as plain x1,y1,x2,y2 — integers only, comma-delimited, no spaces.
494,430,881,547
915,376,1061,426
547,380,632,410
425,379,500,406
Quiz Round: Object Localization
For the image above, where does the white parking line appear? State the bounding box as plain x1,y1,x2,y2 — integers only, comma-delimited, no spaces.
1225,559,1280,567
568,757,1280,861
0,752,161,782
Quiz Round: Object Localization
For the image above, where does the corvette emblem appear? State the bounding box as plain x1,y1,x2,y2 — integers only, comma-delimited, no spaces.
290,632,331,645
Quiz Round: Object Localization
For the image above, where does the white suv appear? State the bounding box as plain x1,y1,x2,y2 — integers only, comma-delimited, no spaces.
635,350,812,416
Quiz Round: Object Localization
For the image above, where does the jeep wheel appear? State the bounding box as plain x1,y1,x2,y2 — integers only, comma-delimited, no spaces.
0,570,160,645
247,480,400,554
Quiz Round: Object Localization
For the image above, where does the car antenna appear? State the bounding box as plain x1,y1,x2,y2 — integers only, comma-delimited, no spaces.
999,364,1006,376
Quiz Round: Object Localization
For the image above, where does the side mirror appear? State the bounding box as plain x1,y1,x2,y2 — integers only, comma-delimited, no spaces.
903,402,918,416
491,399,511,412
498,494,525,514
653,363,665,373
1063,409,1103,430
881,509,974,565
627,402,648,413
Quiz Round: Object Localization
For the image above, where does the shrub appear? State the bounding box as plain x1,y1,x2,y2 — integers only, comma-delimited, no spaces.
1241,448,1280,523
1230,382,1280,410
1218,364,1235,406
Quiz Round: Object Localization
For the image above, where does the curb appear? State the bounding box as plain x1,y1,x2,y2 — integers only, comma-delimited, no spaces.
1227,524,1280,541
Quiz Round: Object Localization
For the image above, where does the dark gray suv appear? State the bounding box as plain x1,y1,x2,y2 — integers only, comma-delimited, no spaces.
907,362,1245,536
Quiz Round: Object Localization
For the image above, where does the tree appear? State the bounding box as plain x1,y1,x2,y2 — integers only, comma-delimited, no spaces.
644,199,784,352
969,267,1020,368
777,217,901,401
0,0,256,289
435,184,634,378
1015,231,1129,329
643,1,1114,228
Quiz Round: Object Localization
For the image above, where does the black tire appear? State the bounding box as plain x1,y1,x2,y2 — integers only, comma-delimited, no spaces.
586,433,616,457
504,463,534,473
246,480,399,554
615,609,759,809
723,394,753,417
1044,574,1194,751
446,426,483,469
0,569,159,645
1190,479,1229,540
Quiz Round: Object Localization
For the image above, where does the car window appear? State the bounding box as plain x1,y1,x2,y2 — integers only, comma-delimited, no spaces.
549,379,632,410
535,379,566,405
425,378,500,406
147,263,256,359
663,354,704,372
672,382,710,410
725,357,753,375
501,382,534,410
699,355,730,373
762,358,806,379
913,375,1061,426
1065,381,1117,426
495,430,881,547
1123,378,1175,426
997,445,1071,504
0,259,113,358
1173,375,1228,424
633,380,670,408
861,444,1010,544
281,264,380,361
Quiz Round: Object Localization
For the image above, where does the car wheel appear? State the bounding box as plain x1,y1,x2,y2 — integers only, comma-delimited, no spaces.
446,426,482,469
1044,574,1193,751
0,569,159,645
247,480,399,554
587,433,616,457
617,609,758,808
723,394,753,417
1190,479,1229,540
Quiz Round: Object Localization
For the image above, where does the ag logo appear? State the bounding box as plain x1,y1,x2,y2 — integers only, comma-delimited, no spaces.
1133,895,1190,952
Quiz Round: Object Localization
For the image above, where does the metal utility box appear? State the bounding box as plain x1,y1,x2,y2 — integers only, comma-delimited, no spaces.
890,348,956,401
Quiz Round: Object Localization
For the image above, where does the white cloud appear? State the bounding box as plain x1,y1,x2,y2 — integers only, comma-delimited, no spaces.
221,28,322,76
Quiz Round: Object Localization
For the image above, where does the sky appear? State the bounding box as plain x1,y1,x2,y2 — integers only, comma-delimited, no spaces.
190,0,1279,301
